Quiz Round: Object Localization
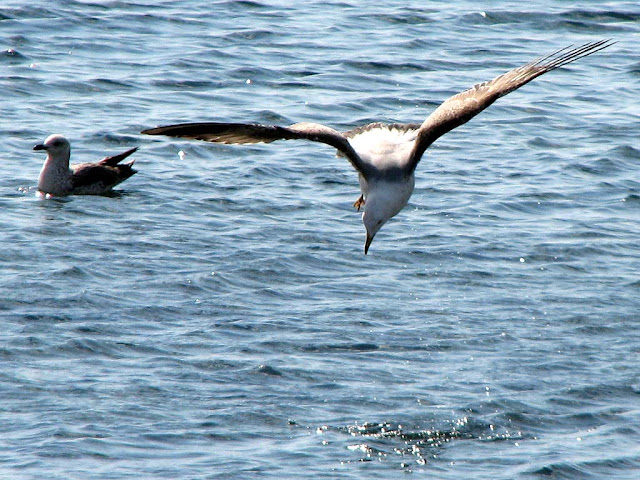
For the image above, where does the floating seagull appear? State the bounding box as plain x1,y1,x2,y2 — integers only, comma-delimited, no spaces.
142,40,613,254
33,134,138,196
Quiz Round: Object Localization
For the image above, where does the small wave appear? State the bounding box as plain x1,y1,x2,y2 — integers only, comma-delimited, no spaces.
368,11,435,26
220,0,269,10
566,158,622,176
1,48,27,61
530,455,640,479
609,144,640,161
256,364,283,376
223,29,275,41
462,10,545,25
320,417,524,470
302,343,379,353
341,60,427,73
563,8,640,23
151,78,219,89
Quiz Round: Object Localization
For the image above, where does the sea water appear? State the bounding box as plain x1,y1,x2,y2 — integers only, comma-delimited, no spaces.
1,1,639,478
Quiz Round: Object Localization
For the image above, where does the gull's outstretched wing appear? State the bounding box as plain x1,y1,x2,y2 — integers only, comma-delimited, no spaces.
142,122,373,177
407,39,615,173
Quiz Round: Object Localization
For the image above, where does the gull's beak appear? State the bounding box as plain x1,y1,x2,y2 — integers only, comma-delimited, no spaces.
33,144,47,151
364,232,373,255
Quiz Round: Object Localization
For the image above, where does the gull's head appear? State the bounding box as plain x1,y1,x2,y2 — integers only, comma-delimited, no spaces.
360,177,415,255
362,206,391,255
33,134,71,165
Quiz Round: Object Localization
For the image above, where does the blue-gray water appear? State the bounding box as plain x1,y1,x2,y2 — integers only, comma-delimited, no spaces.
1,1,639,478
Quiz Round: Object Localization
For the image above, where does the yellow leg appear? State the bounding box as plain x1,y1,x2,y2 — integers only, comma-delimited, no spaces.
353,194,365,211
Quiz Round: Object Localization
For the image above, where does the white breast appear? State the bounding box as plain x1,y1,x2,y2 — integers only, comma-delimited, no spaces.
38,163,73,195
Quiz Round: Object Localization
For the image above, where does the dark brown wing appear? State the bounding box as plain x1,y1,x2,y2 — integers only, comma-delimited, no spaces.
98,147,139,167
71,163,136,193
142,122,373,177
406,39,615,173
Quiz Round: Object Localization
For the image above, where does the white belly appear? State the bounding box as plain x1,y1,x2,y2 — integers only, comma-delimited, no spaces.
359,174,415,219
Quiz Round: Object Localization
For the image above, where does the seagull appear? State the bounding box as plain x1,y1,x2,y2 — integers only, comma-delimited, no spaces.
33,134,138,196
142,40,613,254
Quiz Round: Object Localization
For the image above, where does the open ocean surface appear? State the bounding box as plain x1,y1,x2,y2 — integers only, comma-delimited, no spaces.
1,1,640,478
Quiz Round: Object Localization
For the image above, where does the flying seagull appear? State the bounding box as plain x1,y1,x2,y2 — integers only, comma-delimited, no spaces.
142,40,613,254
33,134,138,196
